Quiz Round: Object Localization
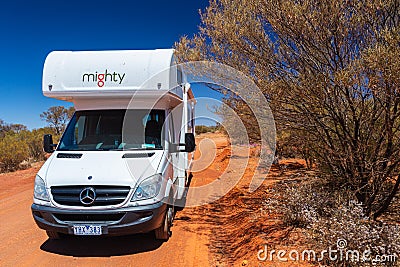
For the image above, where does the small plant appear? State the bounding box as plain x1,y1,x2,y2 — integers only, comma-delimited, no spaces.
265,178,400,266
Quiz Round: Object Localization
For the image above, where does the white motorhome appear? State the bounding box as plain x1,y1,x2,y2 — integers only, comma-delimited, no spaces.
31,49,196,240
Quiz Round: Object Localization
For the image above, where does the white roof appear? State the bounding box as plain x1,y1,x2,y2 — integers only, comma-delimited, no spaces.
42,49,190,106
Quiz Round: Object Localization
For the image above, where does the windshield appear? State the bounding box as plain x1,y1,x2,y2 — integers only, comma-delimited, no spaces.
58,109,165,151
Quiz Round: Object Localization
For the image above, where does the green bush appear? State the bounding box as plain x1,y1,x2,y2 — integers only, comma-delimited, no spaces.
22,128,58,161
195,125,221,135
0,111,66,173
0,132,29,172
0,126,59,172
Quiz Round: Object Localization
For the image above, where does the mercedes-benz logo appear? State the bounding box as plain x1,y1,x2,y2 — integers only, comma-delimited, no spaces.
79,187,96,205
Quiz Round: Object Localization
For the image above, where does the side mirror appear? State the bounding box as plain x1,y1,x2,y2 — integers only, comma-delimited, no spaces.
184,133,196,152
43,134,55,153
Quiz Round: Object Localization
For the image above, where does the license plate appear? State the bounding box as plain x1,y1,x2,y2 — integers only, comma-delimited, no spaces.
73,225,102,235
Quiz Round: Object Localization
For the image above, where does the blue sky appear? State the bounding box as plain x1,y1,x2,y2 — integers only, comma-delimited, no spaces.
0,0,220,128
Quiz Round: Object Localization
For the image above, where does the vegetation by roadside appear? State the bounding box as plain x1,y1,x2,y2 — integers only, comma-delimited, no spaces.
0,106,73,172
266,174,400,266
176,0,400,221
189,148,400,266
195,124,223,135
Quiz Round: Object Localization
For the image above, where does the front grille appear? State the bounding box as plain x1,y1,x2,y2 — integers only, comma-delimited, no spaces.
53,213,125,222
51,185,130,206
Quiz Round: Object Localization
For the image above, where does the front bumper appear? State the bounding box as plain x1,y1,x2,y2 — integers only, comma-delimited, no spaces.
31,201,166,236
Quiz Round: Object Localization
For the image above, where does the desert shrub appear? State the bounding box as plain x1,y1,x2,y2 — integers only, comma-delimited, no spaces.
309,200,400,266
176,0,400,220
0,126,59,172
0,120,28,138
27,130,46,161
0,132,29,172
0,115,64,173
22,128,58,161
264,178,400,266
195,125,220,134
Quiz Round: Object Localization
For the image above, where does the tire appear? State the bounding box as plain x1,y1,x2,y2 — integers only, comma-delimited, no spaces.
46,230,63,239
154,205,173,240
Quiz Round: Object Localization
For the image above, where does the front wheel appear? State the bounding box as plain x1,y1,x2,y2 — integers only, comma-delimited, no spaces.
154,205,174,240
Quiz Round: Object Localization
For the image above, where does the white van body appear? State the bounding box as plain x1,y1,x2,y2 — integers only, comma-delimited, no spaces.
31,49,195,240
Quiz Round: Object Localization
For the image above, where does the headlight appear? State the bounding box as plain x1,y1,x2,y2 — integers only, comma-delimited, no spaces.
131,174,162,201
34,175,50,201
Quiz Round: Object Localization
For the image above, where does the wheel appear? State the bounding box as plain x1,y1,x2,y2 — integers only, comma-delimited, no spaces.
154,205,174,240
46,230,64,239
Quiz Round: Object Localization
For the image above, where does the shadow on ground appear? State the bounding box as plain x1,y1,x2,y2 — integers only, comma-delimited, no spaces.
40,233,163,257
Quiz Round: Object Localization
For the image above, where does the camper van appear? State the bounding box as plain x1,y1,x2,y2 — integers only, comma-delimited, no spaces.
31,49,196,240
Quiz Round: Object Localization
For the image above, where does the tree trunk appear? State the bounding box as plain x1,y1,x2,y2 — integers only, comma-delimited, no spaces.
373,175,400,219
